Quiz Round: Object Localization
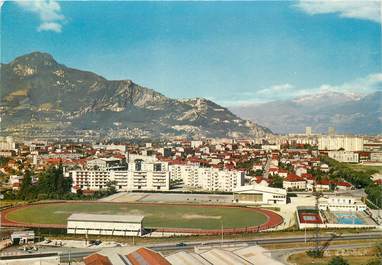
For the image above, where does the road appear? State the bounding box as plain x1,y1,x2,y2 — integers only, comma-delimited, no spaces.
2,232,382,263
263,156,272,179
59,232,382,262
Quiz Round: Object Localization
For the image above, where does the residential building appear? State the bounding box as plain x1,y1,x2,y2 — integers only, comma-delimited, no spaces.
318,196,367,212
283,174,307,191
318,136,364,151
0,136,15,151
328,151,359,163
68,160,170,192
169,164,244,192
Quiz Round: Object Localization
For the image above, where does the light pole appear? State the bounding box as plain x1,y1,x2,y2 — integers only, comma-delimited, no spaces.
304,226,307,244
0,193,3,239
221,221,224,247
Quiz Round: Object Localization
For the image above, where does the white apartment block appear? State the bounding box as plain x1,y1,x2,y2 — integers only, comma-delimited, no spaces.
318,136,364,151
0,136,16,150
328,151,359,163
371,152,382,162
283,179,307,191
319,196,367,212
169,164,244,192
67,160,170,192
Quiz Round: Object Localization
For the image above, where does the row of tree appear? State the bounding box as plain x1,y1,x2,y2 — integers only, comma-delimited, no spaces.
321,156,382,208
3,164,117,201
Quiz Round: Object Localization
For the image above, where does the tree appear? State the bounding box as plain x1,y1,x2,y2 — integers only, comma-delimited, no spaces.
105,180,117,194
0,156,10,167
19,169,33,200
328,256,349,265
269,174,283,188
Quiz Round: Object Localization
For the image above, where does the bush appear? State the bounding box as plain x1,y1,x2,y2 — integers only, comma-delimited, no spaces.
306,249,324,258
328,256,349,265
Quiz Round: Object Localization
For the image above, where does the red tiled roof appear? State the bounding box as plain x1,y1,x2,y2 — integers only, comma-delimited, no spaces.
301,173,314,180
84,253,112,265
254,176,266,184
317,179,330,185
285,174,305,182
126,248,171,265
336,181,352,187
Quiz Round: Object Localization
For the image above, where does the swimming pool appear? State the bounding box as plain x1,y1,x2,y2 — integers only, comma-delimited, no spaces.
334,212,364,225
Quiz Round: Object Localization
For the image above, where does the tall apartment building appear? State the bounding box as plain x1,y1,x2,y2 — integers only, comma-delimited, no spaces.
328,127,336,136
0,136,16,151
67,160,170,192
318,136,364,151
169,164,244,192
305,127,312,136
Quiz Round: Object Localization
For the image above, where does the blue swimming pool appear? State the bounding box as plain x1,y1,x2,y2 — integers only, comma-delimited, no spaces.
334,212,364,225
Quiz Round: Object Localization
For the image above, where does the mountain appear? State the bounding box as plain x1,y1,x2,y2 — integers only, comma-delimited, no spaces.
229,91,382,135
0,52,271,139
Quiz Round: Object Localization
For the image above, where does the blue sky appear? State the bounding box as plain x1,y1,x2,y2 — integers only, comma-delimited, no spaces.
1,1,381,106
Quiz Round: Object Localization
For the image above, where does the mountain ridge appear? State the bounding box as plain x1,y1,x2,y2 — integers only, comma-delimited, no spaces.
0,52,272,139
229,90,382,135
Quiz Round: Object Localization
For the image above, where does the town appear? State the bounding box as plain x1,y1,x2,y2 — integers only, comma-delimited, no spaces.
2,0,381,264
0,127,381,264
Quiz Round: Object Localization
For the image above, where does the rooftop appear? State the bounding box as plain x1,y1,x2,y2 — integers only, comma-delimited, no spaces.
67,213,144,223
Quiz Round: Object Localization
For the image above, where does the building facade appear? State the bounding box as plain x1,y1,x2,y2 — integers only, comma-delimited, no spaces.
318,136,364,151
318,196,367,212
67,160,170,192
67,214,144,236
233,185,287,204
328,151,359,163
169,164,244,192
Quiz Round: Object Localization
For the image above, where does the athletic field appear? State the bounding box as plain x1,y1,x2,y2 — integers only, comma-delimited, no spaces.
3,202,278,230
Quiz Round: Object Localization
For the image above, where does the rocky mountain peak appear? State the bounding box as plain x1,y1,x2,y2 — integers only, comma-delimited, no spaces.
9,51,60,77
11,51,59,68
0,52,272,139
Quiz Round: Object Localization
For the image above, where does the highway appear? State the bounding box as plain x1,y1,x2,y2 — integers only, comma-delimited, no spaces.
148,232,382,251
58,232,382,262
2,232,381,262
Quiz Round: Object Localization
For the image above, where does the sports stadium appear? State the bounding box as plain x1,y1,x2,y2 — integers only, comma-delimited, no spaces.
1,202,283,234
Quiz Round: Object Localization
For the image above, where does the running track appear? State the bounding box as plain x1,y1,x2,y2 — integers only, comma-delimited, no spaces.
1,202,283,235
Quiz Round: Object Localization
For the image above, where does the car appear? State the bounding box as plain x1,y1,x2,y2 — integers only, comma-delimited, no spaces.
176,242,187,247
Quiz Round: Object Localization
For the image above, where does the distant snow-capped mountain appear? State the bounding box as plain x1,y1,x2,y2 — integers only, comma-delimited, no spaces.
229,91,382,135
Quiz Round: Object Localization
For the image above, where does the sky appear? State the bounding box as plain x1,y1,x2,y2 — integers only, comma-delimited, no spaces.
1,0,381,106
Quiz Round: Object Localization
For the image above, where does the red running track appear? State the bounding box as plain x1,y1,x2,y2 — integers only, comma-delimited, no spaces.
1,202,283,234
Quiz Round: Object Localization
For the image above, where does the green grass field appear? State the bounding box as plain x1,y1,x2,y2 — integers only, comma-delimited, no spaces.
6,203,268,230
347,164,382,174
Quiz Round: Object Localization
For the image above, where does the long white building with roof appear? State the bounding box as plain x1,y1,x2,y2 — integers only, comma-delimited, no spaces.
67,213,144,236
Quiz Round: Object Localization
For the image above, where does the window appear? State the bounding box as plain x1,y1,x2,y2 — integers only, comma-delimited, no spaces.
154,163,162,172
135,160,142,171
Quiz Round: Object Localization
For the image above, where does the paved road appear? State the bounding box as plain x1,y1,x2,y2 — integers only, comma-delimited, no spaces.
60,232,382,262
3,232,382,263
148,232,382,251
263,156,272,179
